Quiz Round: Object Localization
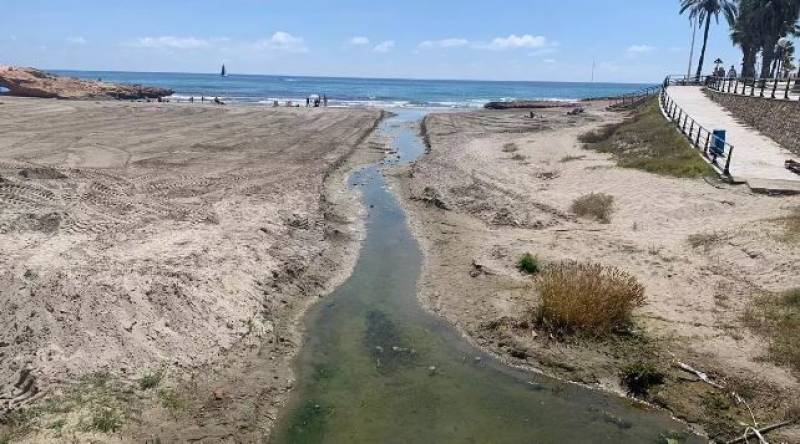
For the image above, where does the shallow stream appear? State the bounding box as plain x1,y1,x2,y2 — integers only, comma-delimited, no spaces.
272,110,701,443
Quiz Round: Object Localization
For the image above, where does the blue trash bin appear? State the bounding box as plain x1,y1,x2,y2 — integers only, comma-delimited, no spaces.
711,129,726,156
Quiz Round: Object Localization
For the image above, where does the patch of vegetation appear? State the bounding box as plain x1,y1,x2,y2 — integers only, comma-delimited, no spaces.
517,253,541,275
0,372,136,441
158,388,187,412
620,360,665,397
511,153,526,161
533,261,646,337
571,193,615,223
782,207,800,240
84,406,124,433
502,142,519,153
581,98,713,178
560,154,586,163
743,289,800,373
138,368,164,390
578,123,622,144
687,231,727,252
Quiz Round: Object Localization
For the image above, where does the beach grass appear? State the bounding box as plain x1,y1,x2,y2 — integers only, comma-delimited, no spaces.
580,98,713,178
743,289,800,374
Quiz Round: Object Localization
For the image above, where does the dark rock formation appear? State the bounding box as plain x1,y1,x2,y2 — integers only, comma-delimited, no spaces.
484,100,578,110
0,65,173,100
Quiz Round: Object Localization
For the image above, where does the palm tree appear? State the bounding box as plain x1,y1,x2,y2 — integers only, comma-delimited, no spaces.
680,0,738,79
726,0,760,77
752,0,800,78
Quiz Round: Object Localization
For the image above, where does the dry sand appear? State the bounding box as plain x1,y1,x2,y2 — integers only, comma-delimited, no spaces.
0,97,385,441
389,103,800,439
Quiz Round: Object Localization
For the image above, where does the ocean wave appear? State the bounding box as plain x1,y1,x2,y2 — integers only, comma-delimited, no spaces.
168,94,581,109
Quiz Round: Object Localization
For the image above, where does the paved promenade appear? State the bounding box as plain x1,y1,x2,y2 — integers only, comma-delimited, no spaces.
667,85,799,183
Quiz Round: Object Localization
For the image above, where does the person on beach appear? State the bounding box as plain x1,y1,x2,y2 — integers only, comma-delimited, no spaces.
189,96,194,103
727,65,737,78
323,94,328,107
306,97,310,107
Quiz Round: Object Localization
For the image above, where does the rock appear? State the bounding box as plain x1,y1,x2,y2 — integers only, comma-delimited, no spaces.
484,100,579,110
213,388,225,400
428,366,437,376
0,65,173,100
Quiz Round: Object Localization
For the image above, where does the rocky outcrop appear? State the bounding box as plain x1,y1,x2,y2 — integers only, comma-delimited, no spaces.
0,65,173,100
484,100,578,110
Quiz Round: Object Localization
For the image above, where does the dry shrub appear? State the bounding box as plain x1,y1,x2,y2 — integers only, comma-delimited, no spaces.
502,143,519,153
534,262,645,337
578,123,622,144
688,231,727,252
571,193,614,223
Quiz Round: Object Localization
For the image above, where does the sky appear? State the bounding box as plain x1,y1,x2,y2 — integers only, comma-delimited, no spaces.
0,0,768,83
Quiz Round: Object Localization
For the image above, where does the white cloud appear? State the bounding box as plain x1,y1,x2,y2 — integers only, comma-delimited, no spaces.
627,44,655,54
348,36,370,46
419,38,469,49
543,58,556,64
128,36,211,49
67,36,86,45
373,40,395,53
256,31,308,53
481,34,549,50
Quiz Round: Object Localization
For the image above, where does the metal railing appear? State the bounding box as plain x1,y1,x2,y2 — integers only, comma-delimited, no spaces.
610,84,662,108
660,82,735,177
663,74,711,87
707,75,800,100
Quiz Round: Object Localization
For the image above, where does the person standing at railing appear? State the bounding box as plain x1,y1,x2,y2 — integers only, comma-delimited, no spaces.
727,65,737,78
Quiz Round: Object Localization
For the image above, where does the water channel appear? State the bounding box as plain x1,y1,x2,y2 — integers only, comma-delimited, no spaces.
272,109,700,443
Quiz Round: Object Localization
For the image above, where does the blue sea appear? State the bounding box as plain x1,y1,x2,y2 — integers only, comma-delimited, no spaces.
52,70,652,108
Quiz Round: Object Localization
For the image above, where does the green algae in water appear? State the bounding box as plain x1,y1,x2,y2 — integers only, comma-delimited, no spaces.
273,110,701,444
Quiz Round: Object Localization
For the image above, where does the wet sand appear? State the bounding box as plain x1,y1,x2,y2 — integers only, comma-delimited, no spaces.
389,103,800,440
0,97,384,441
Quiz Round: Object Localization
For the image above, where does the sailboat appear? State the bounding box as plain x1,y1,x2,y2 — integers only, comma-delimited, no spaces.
220,64,227,77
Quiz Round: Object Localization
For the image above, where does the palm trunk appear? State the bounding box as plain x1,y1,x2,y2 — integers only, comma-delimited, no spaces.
761,42,776,79
695,14,712,79
742,46,756,78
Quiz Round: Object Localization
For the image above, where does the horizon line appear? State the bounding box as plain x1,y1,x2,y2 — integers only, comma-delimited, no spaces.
45,67,657,86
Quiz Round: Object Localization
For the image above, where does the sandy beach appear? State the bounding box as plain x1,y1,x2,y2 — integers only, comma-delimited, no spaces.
0,97,385,441
388,103,800,440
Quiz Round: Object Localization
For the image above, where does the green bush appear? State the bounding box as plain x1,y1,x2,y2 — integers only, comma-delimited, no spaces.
517,253,540,275
620,361,665,397
138,369,163,390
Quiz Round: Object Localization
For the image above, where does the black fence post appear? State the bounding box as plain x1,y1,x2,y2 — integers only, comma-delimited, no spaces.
751,79,756,96
704,133,711,155
724,146,733,176
771,78,779,98
760,79,766,97
785,78,791,99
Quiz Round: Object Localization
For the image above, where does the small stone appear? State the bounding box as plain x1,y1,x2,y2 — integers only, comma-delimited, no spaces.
474,356,482,362
213,388,225,400
428,366,437,375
